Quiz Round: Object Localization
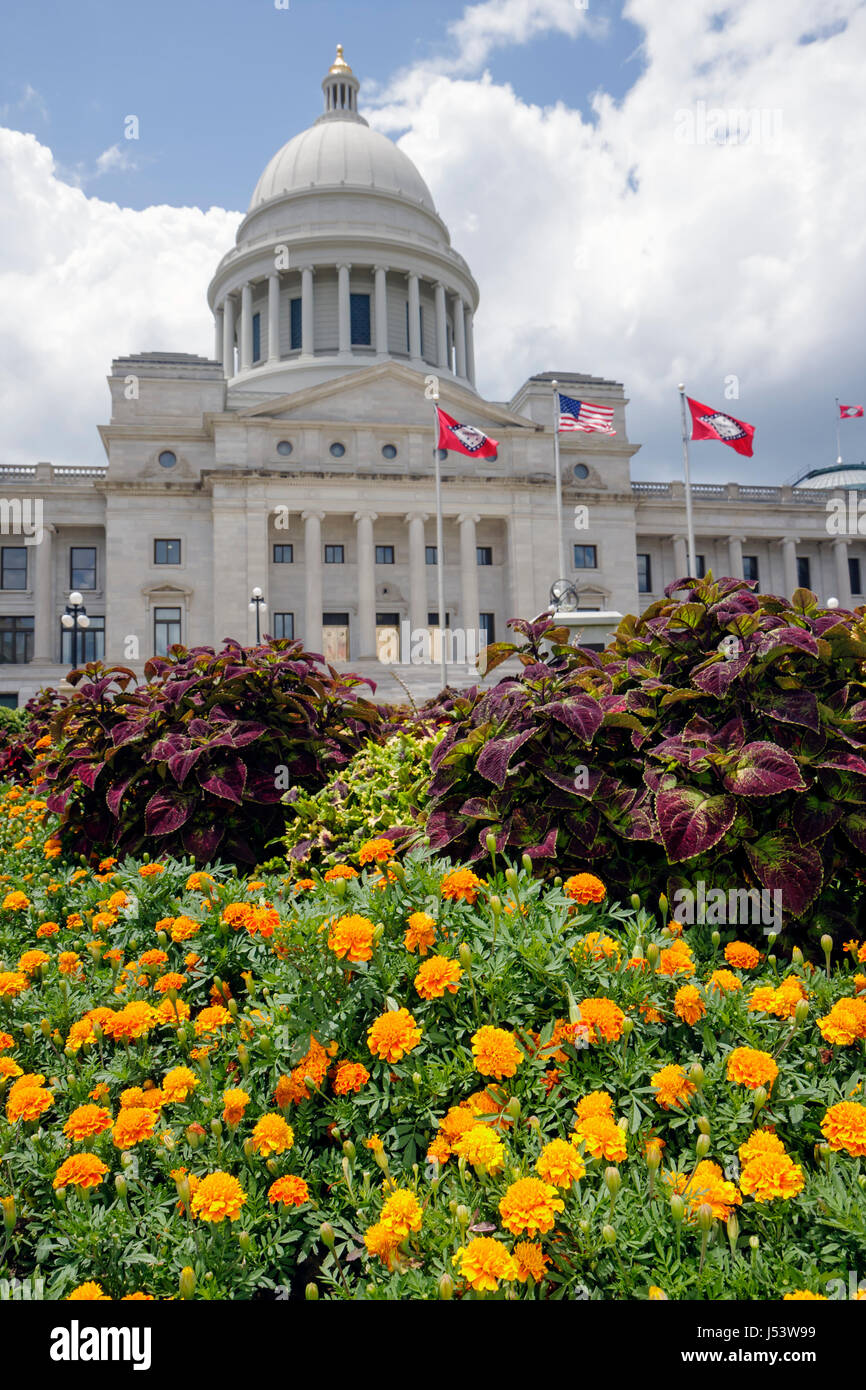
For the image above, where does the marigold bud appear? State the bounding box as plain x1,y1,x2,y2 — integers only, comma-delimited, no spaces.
505,867,518,891
115,1176,128,1202
2,1196,15,1232
696,1133,711,1158
646,1145,662,1172
458,943,472,971
305,1283,319,1300
646,942,660,967
791,946,804,965
210,1118,222,1139
602,1224,616,1245
752,1086,768,1112
629,893,640,911
488,894,502,915
689,1062,704,1086
505,1097,521,1121
238,1230,251,1253
794,999,809,1025
766,932,777,948
521,853,533,875
621,1017,635,1037
727,1211,739,1247
485,832,498,855
604,1167,621,1196
711,930,720,948
179,1266,196,1300
438,1273,455,1300
697,1203,714,1232
342,1140,356,1162
320,1221,335,1250
670,1194,685,1223
749,1235,759,1251
456,1204,470,1230
658,893,668,915
697,1115,711,1135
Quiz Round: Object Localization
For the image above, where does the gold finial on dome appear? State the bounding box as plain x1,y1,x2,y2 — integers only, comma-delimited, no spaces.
329,44,352,74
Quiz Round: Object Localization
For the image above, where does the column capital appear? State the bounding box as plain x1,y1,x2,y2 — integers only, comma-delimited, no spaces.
406,270,419,282
727,533,748,544
373,264,390,274
353,510,378,524
404,511,429,524
777,534,801,547
831,535,850,548
336,262,352,273
301,509,326,523
456,512,482,526
299,263,316,276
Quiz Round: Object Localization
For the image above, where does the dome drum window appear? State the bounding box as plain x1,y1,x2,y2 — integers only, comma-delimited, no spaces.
381,444,397,460
573,463,589,480
276,441,293,457
158,451,177,469
329,442,346,458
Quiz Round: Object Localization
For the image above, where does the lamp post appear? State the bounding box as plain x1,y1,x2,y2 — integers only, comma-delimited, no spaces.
60,590,90,670
249,586,267,643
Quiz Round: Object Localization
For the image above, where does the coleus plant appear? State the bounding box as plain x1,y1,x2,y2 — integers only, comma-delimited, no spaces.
34,640,382,864
425,578,866,939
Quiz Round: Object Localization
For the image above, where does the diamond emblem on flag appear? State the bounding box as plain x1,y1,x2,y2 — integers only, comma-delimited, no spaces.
699,411,747,442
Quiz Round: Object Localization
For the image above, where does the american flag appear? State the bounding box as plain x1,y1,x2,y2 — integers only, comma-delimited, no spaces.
557,392,616,435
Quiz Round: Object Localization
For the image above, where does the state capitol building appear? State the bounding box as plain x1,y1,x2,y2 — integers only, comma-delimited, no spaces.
0,46,863,705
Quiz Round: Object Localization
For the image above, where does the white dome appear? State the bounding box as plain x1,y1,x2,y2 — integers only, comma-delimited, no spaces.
793,465,866,489
249,118,437,214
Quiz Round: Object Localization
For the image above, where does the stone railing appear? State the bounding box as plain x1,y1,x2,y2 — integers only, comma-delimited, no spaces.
632,481,836,506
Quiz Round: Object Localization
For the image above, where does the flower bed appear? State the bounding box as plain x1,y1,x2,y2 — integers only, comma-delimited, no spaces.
0,787,865,1301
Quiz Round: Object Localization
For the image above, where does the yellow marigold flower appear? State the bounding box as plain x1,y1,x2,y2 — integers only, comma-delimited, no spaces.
453,1123,506,1173
57,952,82,976
404,912,437,955
18,949,49,975
536,1138,585,1187
139,949,168,968
112,1107,158,1149
2,891,30,911
657,941,696,977
651,1064,697,1111
364,1219,401,1267
36,921,59,938
576,997,626,1043
575,1091,614,1122
439,1104,478,1146
6,1085,53,1123
563,872,606,904
251,1113,294,1156
381,1187,422,1238
414,954,462,1000
63,1104,112,1140
327,913,376,963
0,971,29,999
817,997,866,1046
513,1241,550,1283
0,1031,14,1049
0,1058,23,1082
471,1024,523,1079
499,1176,564,1237
268,1175,310,1208
820,1100,866,1157
332,1061,370,1095
358,837,395,865
122,1293,155,1300
740,1151,805,1202
574,930,621,962
453,1236,519,1292
190,1171,247,1222
101,1001,156,1042
440,868,484,904
724,941,761,969
367,1007,422,1063
185,871,214,891
572,1114,627,1162
162,1066,198,1103
726,1047,779,1091
154,972,187,995
673,984,706,1026
53,1153,109,1189
738,1129,787,1165
324,864,358,881
665,1160,742,1221
783,1290,827,1300
648,1285,668,1300
169,915,200,942
138,863,164,878
222,1088,251,1124
193,1004,232,1037
67,1282,110,1300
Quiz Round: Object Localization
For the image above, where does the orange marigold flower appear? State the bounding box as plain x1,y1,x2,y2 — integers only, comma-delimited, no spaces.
665,1160,742,1222
726,1047,779,1091
2,891,30,911
185,871,214,891
499,1176,564,1237
367,1007,422,1063
6,1085,53,1123
222,903,253,932
738,1129,787,1165
364,1219,401,1267
67,1281,110,1301
404,912,437,955
381,1187,423,1239
293,878,316,893
139,949,168,968
65,913,83,930
471,1024,523,1079
222,1088,251,1125
657,942,696,978
190,1171,247,1222
783,1290,827,1301
358,837,396,865
155,996,190,1025
574,930,621,963
440,868,484,904
820,1100,866,1157
817,997,866,1046
58,951,82,976
112,1107,158,1149
563,873,606,904
324,864,358,881
453,1124,506,1173
101,1002,156,1043
162,1066,198,1103
707,968,742,994
169,915,200,942
18,949,49,975
36,921,60,938
536,1137,585,1187
54,1153,109,1189
576,996,626,1043
674,984,706,1025
575,1091,615,1122
0,971,29,998
453,1237,519,1292
0,1030,13,1049
513,1241,550,1283
194,1005,232,1038
0,1058,22,1082
154,972,187,995
414,954,462,1000
138,863,164,878
651,1064,697,1111
268,1175,310,1208
251,1113,294,1156
740,1151,805,1202
332,1061,370,1095
572,1114,627,1162
63,1104,112,1140
328,913,376,963
724,941,761,969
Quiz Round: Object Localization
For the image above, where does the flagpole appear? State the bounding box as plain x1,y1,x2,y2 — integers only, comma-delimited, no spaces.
836,397,842,464
678,384,697,576
432,395,448,690
551,378,566,582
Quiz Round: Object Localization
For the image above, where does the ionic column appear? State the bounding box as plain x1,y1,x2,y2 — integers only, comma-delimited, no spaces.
454,295,467,378
32,523,56,663
673,535,688,577
374,266,389,355
727,535,745,579
354,511,378,657
832,537,851,607
267,273,280,363
408,273,421,360
301,267,315,355
458,513,481,646
303,511,325,655
781,536,799,597
240,283,253,372
222,295,236,379
406,512,429,636
464,308,476,386
213,306,224,367
434,282,448,369
337,264,351,354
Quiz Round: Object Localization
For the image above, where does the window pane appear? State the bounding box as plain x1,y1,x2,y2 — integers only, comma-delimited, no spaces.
252,312,261,362
61,615,104,665
1,548,27,590
272,612,294,640
695,555,706,579
153,606,181,657
479,612,495,643
70,546,97,590
273,544,294,563
425,546,437,565
476,547,493,566
324,545,344,564
0,616,34,664
155,539,181,565
743,555,759,583
573,545,597,568
376,612,400,625
290,298,302,350
350,293,371,346
849,557,862,595
796,556,810,590
637,553,651,593
375,545,394,564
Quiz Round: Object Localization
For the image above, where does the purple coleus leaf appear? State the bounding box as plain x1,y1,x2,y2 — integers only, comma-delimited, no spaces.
691,652,753,696
182,821,224,861
757,626,819,659
792,790,843,845
197,756,248,805
762,689,820,733
656,787,738,862
744,832,823,918
540,695,604,742
720,741,806,797
144,789,192,836
841,811,866,853
426,809,468,850
475,729,536,788
167,746,208,786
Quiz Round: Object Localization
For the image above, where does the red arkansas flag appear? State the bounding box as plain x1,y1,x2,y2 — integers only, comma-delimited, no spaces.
436,407,499,459
839,404,864,418
686,396,755,456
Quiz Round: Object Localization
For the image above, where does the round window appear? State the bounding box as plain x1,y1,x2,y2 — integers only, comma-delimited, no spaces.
573,463,589,480
330,442,346,458
276,440,293,457
382,444,397,460
158,450,177,469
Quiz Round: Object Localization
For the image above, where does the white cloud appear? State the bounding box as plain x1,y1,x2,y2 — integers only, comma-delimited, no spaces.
93,143,138,177
445,0,598,74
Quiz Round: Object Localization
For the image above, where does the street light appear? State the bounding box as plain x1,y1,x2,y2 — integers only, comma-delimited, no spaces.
248,586,267,643
60,590,90,670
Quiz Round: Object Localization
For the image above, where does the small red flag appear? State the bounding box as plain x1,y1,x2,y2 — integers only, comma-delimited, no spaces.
839,404,864,418
686,396,755,456
436,407,499,459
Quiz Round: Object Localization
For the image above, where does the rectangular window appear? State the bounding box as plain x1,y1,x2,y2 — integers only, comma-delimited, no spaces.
350,293,371,346
0,616,34,664
636,553,652,593
695,554,707,579
290,297,302,351
324,545,344,564
70,546,97,590
272,612,294,640
1,547,27,591
273,544,294,564
850,556,862,595
375,545,395,565
61,615,104,666
573,544,598,568
252,312,261,362
479,612,495,644
476,546,493,566
425,546,437,565
376,612,400,626
0,693,17,709
153,606,181,657
154,539,181,565
427,612,451,627
743,555,759,583
796,556,811,589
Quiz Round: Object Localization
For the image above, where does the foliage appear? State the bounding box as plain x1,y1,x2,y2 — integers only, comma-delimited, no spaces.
0,688,65,786
34,641,382,865
1,790,865,1302
425,579,866,942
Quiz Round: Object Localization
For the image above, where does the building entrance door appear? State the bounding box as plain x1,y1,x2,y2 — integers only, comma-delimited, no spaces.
322,612,350,663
